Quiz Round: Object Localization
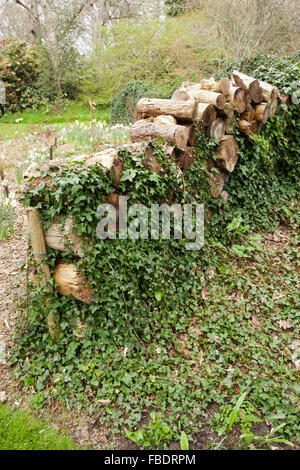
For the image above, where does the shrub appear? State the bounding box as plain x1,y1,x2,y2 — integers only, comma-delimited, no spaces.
0,39,40,112
109,80,159,126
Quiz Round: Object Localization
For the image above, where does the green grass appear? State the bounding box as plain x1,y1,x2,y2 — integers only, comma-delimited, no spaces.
0,101,109,125
0,123,51,141
0,101,110,141
0,403,81,450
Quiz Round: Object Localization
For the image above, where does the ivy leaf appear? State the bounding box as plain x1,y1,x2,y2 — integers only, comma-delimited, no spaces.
155,291,164,302
121,169,137,182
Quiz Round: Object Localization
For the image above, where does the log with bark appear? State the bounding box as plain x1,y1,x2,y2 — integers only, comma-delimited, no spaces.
23,148,123,190
24,216,84,257
269,98,279,118
54,262,93,304
231,70,263,104
241,107,256,122
229,85,247,113
255,103,271,123
205,118,225,143
215,135,239,173
136,98,198,121
196,103,217,126
136,97,217,126
217,103,237,133
172,83,226,110
259,81,278,103
26,208,59,338
130,118,189,149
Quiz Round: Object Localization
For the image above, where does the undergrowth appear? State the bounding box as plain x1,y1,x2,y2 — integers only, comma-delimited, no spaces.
8,54,300,448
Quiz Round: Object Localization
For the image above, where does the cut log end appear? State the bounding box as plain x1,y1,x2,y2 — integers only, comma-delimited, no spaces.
205,118,225,143
215,135,239,173
229,86,247,114
54,262,93,304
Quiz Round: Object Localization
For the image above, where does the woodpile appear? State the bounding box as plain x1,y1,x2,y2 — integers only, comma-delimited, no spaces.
22,70,282,319
133,71,279,199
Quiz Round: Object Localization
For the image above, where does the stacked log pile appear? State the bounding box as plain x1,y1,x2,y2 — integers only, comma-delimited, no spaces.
22,70,285,319
131,71,280,199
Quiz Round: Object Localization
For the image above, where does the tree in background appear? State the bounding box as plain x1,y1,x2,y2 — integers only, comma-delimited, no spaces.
205,0,300,61
165,0,204,16
0,0,299,110
0,39,40,112
82,12,222,105
0,0,93,104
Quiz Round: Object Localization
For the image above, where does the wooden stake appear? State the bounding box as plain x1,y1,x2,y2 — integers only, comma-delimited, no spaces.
26,207,58,339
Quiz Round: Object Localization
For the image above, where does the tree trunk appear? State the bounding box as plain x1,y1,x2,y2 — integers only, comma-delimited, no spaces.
255,103,271,123
54,262,93,304
136,98,198,121
196,103,217,126
173,84,226,110
231,70,263,103
218,103,236,133
154,115,177,126
130,118,189,149
205,118,225,143
69,148,123,184
215,135,239,173
229,85,247,113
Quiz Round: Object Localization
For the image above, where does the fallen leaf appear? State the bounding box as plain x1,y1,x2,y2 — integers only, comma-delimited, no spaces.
278,319,292,330
201,288,210,300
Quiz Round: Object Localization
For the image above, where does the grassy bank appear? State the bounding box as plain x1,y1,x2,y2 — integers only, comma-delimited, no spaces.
0,403,81,450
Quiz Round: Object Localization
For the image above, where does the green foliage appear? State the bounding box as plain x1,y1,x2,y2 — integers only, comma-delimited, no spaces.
110,80,158,126
10,53,300,446
125,412,173,449
0,40,40,112
240,424,294,450
0,403,80,450
34,44,82,103
212,392,294,450
180,431,189,450
217,52,300,92
165,0,188,16
84,15,221,105
213,391,261,436
0,39,83,113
